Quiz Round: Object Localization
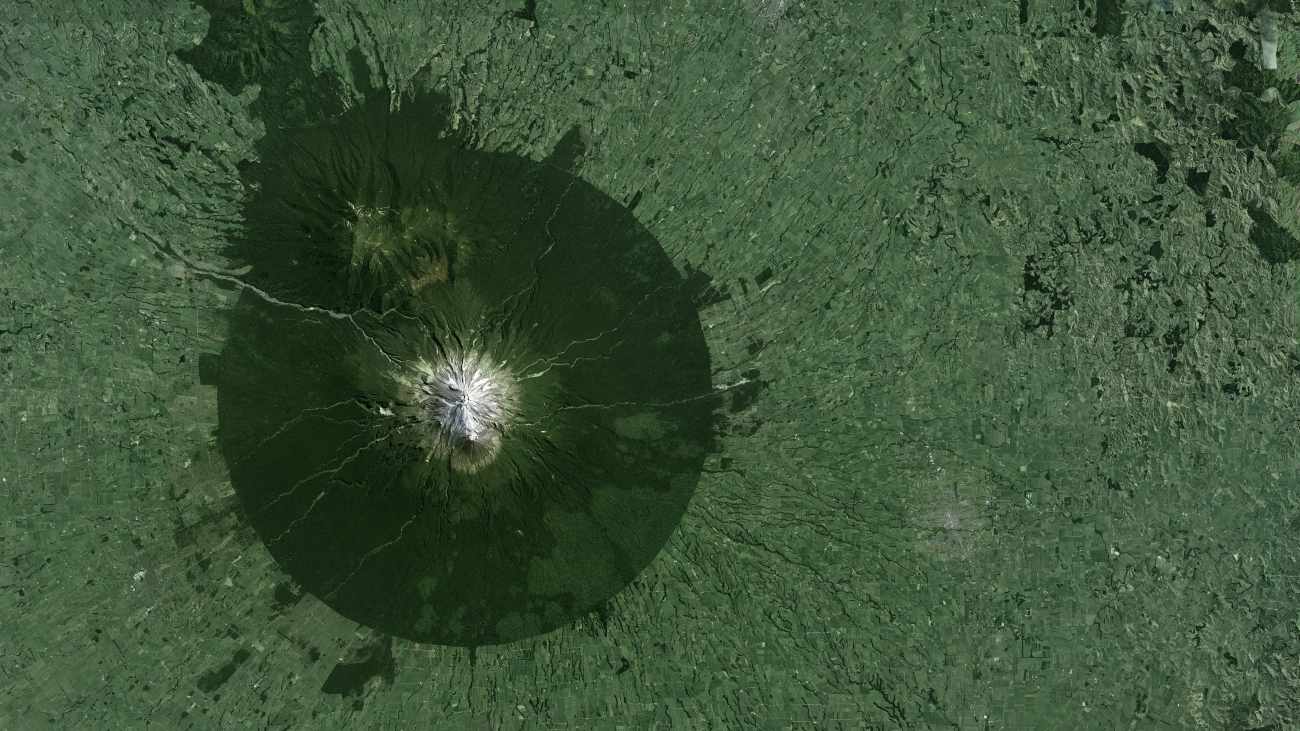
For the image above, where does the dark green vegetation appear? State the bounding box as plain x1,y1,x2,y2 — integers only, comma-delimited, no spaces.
1220,4,1300,263
216,71,716,645
2,0,1299,728
176,0,316,98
